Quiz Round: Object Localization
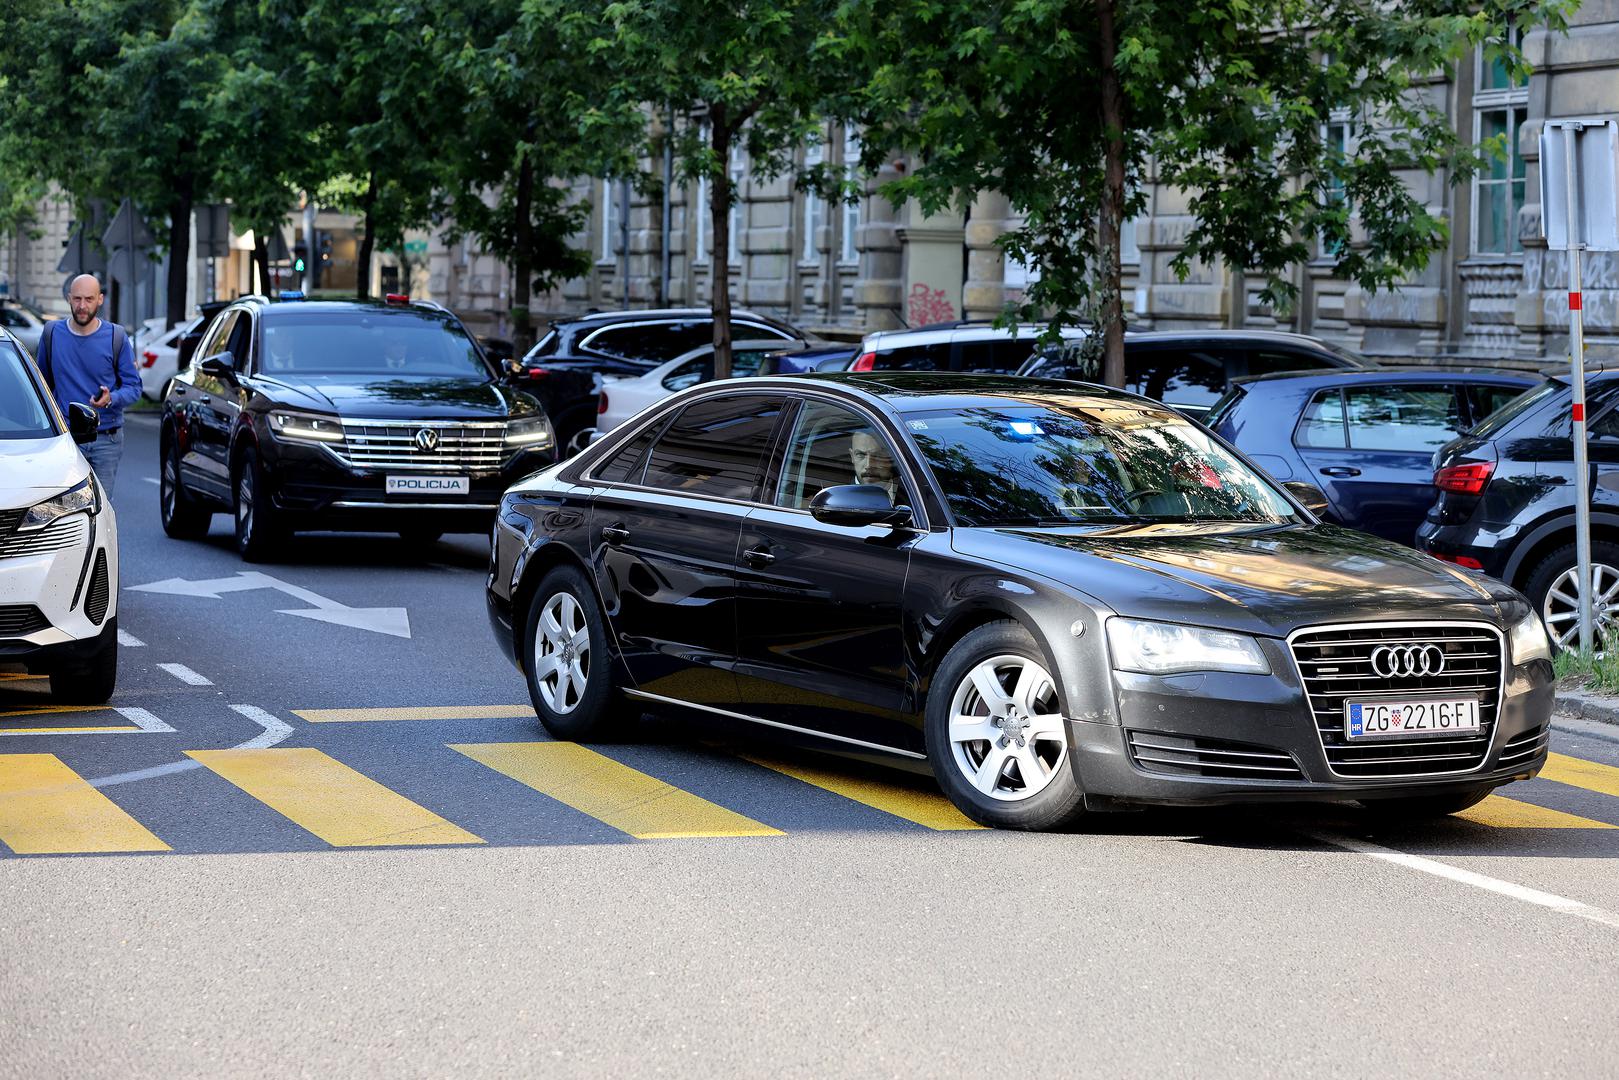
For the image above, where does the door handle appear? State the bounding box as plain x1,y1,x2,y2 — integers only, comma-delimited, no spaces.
601,524,630,545
742,545,775,568
1319,466,1360,477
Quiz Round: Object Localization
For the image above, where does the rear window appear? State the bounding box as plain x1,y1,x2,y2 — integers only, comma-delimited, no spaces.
1466,379,1559,439
262,310,490,379
1205,384,1248,428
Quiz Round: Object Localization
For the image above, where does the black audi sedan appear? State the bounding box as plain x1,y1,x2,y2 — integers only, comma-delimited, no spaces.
161,295,555,559
486,373,1554,831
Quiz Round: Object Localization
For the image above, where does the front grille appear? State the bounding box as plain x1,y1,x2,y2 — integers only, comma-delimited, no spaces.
0,516,85,559
0,508,24,536
0,605,49,637
85,549,110,625
1127,730,1305,781
1499,723,1550,769
1290,623,1503,779
330,419,510,474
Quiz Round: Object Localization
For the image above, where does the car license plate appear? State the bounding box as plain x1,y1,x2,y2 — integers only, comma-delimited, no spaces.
385,475,469,496
1345,698,1479,740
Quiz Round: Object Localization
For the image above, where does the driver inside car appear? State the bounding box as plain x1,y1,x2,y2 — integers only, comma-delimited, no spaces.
849,431,899,503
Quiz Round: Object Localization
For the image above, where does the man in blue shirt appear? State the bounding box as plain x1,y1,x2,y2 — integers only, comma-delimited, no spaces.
40,274,141,495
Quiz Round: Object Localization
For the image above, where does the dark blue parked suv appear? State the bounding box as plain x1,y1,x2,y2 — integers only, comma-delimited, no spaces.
1208,367,1537,545
1417,370,1619,649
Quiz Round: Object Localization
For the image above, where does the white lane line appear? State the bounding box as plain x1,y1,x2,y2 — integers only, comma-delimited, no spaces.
157,663,213,686
142,477,159,486
1312,832,1619,931
91,704,295,788
117,629,145,647
113,706,175,734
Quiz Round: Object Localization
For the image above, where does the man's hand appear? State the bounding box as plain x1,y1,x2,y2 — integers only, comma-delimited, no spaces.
91,385,111,408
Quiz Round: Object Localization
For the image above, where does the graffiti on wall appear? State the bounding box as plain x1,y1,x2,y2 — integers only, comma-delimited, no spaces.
907,282,957,326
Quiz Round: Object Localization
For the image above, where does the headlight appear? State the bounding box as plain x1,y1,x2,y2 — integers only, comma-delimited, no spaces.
1509,611,1552,665
504,414,554,450
21,475,99,530
268,410,344,443
1107,617,1271,675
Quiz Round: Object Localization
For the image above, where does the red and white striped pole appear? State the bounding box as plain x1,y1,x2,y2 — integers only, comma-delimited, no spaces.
1563,122,1594,654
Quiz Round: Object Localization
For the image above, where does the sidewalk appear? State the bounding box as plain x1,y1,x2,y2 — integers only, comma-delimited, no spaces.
1556,686,1619,728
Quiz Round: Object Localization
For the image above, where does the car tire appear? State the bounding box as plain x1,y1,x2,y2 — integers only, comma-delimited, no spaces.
925,620,1086,831
1523,540,1619,652
1359,785,1493,819
234,446,286,562
160,437,212,539
50,618,118,705
523,564,633,740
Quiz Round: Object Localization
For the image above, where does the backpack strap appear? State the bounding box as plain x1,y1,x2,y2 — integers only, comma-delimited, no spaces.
38,320,56,390
109,323,126,390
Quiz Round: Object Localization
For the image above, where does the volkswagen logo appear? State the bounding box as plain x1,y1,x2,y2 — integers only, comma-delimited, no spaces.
414,428,440,452
1370,643,1446,678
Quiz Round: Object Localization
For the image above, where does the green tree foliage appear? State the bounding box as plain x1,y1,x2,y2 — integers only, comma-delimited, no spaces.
842,0,1575,386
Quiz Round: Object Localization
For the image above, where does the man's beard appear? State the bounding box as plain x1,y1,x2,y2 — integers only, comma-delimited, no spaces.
71,309,94,327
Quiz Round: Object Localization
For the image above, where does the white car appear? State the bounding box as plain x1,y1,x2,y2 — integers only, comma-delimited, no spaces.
0,298,54,356
137,316,201,401
597,339,808,433
0,327,119,703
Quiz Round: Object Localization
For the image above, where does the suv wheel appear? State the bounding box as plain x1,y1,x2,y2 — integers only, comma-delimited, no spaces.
160,437,212,539
1524,541,1619,651
234,446,287,562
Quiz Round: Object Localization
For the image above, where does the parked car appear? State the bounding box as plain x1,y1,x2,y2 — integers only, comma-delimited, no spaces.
1206,367,1538,545
1417,370,1619,650
597,339,809,433
513,308,811,456
0,297,55,355
0,324,118,702
839,320,1090,377
137,316,202,401
487,370,1553,831
763,342,856,375
159,295,556,560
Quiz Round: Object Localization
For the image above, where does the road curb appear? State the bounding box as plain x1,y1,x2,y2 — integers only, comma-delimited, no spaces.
1554,688,1619,728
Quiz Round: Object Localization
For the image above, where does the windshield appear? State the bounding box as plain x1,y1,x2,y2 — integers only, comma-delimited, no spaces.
261,310,491,380
906,400,1301,527
0,342,57,440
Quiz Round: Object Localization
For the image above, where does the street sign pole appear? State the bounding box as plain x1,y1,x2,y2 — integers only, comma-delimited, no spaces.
128,198,139,366
1564,124,1594,653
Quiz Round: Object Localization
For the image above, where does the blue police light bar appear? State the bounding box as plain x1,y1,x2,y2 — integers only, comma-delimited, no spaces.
278,290,306,301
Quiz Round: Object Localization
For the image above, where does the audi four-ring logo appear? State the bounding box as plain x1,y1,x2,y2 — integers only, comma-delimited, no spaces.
1370,644,1446,678
414,428,440,452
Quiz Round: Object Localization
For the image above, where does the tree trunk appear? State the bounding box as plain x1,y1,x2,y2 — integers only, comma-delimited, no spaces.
1095,0,1127,389
253,235,271,297
356,173,377,299
512,147,536,356
709,104,734,381
165,180,193,330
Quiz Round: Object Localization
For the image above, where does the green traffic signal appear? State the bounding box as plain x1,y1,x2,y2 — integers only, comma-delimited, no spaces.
294,257,306,273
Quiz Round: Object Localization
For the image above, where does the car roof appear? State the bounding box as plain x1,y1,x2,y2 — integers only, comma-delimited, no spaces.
552,307,783,326
667,338,807,364
863,323,1089,346
754,370,1160,414
1230,366,1542,388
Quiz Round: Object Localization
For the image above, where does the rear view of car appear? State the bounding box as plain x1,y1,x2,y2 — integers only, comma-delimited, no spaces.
0,330,119,703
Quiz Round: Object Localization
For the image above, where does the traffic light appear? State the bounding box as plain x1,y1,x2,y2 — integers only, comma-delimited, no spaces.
293,245,307,275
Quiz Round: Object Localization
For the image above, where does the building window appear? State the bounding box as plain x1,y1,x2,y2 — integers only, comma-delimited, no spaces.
728,141,746,267
802,136,824,264
840,129,863,267
1321,119,1351,257
598,178,617,265
1472,27,1527,256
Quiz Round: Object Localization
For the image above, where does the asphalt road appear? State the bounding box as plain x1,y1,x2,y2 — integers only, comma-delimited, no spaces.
4,413,1619,1078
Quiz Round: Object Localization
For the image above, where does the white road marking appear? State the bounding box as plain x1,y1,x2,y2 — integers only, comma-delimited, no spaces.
129,571,411,639
1312,832,1619,930
157,663,213,686
90,703,295,788
142,477,159,486
114,706,175,733
117,629,145,647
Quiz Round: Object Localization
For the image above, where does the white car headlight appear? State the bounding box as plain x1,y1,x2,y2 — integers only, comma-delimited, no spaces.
268,410,344,443
21,475,99,530
1509,611,1552,665
504,415,554,450
1108,617,1271,675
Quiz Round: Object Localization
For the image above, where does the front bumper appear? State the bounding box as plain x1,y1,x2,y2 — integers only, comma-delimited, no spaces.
0,506,118,668
1068,656,1554,807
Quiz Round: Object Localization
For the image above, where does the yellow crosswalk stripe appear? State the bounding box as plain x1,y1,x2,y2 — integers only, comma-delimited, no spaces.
1459,794,1618,829
186,748,483,848
451,742,782,839
0,754,169,854
739,752,985,831
296,705,536,723
1542,752,1619,800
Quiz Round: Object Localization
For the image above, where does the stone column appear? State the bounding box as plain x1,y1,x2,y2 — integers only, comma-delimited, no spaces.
963,190,1013,320
854,158,906,331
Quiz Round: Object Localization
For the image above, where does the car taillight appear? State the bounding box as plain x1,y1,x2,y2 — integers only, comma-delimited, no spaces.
384,293,410,304
851,351,876,372
141,350,157,368
1434,461,1494,495
598,390,609,415
1431,552,1485,570
526,367,547,379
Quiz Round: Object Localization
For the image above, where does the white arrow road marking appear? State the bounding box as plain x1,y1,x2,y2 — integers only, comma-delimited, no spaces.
128,571,411,639
117,629,145,647
90,704,295,788
114,707,175,733
158,663,213,686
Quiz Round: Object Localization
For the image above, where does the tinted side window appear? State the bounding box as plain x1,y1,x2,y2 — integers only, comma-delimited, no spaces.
954,338,1038,373
1344,384,1465,452
732,320,794,342
1591,409,1619,440
1125,348,1228,411
226,313,254,371
641,395,785,499
1465,384,1529,427
774,402,901,509
586,320,712,363
595,419,667,483
199,311,239,363
1295,389,1348,448
1247,348,1333,377
872,341,950,371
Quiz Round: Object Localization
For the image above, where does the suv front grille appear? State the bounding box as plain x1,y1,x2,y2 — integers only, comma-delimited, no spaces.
328,420,510,474
1290,623,1503,778
1127,730,1305,781
0,605,49,637
0,516,85,559
1499,723,1550,769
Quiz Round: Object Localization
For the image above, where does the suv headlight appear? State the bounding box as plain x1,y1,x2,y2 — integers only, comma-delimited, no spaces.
1108,617,1271,675
504,415,554,450
1509,611,1552,664
21,475,99,530
269,410,344,443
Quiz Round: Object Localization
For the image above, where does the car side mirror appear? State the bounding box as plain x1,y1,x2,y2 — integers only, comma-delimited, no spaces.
1282,481,1330,518
809,484,914,528
67,402,98,444
199,353,237,382
502,358,524,381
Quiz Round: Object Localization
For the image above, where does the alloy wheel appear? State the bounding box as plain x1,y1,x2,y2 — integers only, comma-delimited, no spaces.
947,653,1066,802
236,469,254,537
161,455,177,521
1542,561,1619,649
533,591,591,714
